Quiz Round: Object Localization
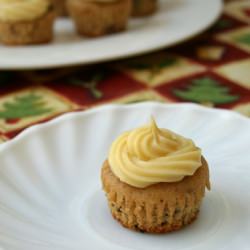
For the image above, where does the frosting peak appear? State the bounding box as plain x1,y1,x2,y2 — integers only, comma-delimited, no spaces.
108,118,202,188
0,0,51,22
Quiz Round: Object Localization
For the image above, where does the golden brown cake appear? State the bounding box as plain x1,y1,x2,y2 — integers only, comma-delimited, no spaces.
0,0,55,45
51,0,68,16
132,0,157,17
101,118,210,233
67,0,132,37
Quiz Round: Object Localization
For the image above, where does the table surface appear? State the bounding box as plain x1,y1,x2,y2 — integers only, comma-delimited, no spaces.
0,0,249,144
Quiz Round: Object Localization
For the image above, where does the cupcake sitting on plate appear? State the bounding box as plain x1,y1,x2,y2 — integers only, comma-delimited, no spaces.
0,0,55,45
132,0,158,17
51,0,68,16
67,0,132,37
102,118,210,233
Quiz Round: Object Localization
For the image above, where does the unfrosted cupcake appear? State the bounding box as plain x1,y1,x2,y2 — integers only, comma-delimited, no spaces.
51,0,68,16
67,0,132,37
0,0,55,45
132,0,157,17
101,118,210,233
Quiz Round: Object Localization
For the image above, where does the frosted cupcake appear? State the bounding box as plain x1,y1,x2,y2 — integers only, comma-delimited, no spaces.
132,0,157,17
67,0,132,37
0,0,55,45
101,118,210,233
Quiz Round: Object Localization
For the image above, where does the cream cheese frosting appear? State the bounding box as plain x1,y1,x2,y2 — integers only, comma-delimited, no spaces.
0,0,51,22
108,118,202,188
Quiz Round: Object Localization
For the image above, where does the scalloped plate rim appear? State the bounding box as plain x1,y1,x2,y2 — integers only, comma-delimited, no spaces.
0,102,249,153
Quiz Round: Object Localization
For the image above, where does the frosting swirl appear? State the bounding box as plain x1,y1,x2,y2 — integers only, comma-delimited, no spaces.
0,0,51,22
108,118,202,188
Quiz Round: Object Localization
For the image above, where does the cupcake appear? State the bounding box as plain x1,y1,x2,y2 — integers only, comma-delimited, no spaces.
0,0,55,45
132,0,157,17
67,0,132,37
51,0,68,16
101,118,210,233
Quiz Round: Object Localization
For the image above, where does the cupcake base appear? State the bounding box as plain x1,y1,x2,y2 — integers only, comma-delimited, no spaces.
101,157,210,233
67,0,131,37
110,199,199,233
51,0,68,16
0,10,55,46
132,0,157,17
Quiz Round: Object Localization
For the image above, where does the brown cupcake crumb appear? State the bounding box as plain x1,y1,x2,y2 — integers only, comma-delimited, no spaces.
67,0,132,37
51,0,68,16
132,0,158,17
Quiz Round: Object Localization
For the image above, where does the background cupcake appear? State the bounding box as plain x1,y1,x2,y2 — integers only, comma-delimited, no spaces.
132,0,157,17
67,0,132,37
102,118,210,233
51,0,68,16
0,0,55,45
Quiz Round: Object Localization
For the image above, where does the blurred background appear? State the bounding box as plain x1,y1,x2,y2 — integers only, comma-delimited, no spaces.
0,0,249,143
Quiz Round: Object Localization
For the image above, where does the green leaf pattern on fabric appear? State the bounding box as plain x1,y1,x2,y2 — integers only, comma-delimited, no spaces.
235,33,250,46
0,93,53,119
213,19,233,30
173,77,239,105
126,56,178,80
69,73,104,99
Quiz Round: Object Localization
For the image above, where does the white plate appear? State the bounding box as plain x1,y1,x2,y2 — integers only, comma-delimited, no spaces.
0,102,249,250
0,0,222,70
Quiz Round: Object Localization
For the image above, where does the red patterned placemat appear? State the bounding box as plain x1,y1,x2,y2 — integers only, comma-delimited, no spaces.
0,0,249,142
